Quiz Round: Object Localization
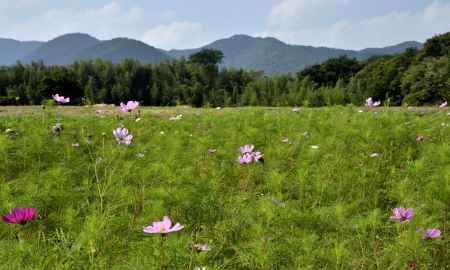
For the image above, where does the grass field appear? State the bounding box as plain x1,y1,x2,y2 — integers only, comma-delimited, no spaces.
0,106,449,269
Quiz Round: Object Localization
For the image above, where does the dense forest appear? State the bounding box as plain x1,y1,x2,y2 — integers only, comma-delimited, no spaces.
0,32,449,107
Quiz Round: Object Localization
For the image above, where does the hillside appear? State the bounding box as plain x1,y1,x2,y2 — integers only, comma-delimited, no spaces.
169,35,423,74
0,38,43,65
22,33,101,65
75,38,170,64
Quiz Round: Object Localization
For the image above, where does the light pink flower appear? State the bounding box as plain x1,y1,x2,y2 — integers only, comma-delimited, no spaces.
120,101,139,113
239,144,255,154
237,145,264,164
143,216,184,234
365,97,381,108
439,101,448,108
113,127,133,145
52,94,70,104
193,243,211,252
422,228,442,239
390,208,414,223
238,153,254,164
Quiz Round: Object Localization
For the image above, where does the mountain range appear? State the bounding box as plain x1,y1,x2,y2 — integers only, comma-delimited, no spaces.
0,33,422,74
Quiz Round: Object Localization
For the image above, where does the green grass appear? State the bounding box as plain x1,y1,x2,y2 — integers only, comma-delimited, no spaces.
0,106,449,269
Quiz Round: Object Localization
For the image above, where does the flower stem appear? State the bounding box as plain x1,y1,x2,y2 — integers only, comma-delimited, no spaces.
160,235,167,270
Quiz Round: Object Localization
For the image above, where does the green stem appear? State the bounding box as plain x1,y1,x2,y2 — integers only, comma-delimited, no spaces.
160,235,167,270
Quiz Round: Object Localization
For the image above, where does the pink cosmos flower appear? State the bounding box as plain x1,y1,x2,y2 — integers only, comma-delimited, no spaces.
390,208,414,223
2,208,37,225
193,243,211,252
113,127,133,145
253,151,263,162
120,101,139,112
238,153,254,164
52,94,70,104
422,228,442,240
365,97,381,108
143,216,184,234
416,135,425,142
239,144,255,154
439,101,448,108
238,145,264,164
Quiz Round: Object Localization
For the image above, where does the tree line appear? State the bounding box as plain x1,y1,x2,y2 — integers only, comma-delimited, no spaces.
0,32,449,107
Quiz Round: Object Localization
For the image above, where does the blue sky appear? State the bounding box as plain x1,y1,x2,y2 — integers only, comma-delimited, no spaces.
0,0,449,50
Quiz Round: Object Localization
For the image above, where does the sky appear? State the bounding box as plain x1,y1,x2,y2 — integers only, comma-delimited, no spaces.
0,0,449,50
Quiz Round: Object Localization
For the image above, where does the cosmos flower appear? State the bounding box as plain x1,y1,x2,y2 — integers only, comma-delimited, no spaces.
120,101,139,113
238,153,254,164
253,151,263,162
143,216,184,234
303,131,310,139
416,135,425,142
52,94,70,104
422,228,442,240
238,145,264,164
239,144,255,154
439,101,447,108
2,208,37,225
365,97,381,108
390,208,414,223
169,114,183,121
193,243,211,252
52,123,63,134
113,127,133,145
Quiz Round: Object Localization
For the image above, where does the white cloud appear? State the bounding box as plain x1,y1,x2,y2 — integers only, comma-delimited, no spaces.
268,0,351,29
2,2,143,41
142,21,205,49
263,0,450,49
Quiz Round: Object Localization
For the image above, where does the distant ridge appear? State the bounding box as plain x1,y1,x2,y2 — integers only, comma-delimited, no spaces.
75,38,171,64
0,38,43,65
22,33,101,65
169,34,423,74
0,33,423,74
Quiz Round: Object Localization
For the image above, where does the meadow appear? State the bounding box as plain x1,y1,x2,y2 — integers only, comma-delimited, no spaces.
0,105,449,269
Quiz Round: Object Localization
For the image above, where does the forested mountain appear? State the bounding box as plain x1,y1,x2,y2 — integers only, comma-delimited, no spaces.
22,33,101,65
74,38,171,64
169,35,422,74
0,38,43,65
0,33,421,74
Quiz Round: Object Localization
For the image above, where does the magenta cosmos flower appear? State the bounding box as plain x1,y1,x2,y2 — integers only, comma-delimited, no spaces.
390,208,414,223
143,216,184,234
113,127,133,145
52,94,70,104
365,97,381,108
120,101,139,112
2,208,37,225
422,228,442,240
